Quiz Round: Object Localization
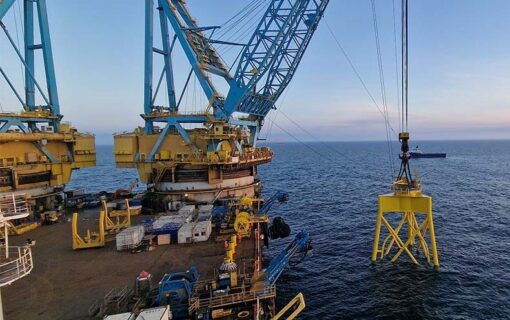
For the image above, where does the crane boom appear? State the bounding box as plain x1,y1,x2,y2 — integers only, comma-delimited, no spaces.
114,0,329,204
224,0,329,118
263,230,311,285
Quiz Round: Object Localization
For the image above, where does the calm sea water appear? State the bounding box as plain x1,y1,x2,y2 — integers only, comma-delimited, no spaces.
69,141,510,319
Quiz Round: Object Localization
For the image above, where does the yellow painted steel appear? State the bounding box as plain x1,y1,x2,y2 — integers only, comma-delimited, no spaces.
372,189,439,267
71,211,105,250
113,122,272,184
272,293,306,320
234,211,269,238
102,200,131,233
225,234,237,262
0,118,96,195
2,220,41,235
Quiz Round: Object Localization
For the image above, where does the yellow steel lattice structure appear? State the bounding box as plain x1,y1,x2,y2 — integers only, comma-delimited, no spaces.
372,190,439,267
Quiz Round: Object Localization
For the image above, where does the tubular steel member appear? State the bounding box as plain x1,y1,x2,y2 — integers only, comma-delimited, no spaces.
0,0,96,213
372,0,439,267
272,292,306,320
372,182,439,267
114,0,329,205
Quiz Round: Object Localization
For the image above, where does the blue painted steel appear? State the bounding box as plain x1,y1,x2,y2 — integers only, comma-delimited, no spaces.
158,4,177,111
259,191,289,215
158,266,199,318
0,119,29,133
1,0,61,129
264,230,311,286
0,0,16,19
24,0,35,109
224,0,307,117
35,141,56,163
262,1,329,105
141,0,328,160
144,0,154,132
159,0,219,102
36,0,60,120
225,0,330,118
148,122,171,161
0,67,27,109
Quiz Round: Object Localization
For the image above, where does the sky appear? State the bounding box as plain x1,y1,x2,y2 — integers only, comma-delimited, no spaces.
1,0,510,144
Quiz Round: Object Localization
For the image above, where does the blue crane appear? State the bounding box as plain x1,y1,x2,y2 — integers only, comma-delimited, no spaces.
259,191,289,215
0,1,95,210
142,0,330,160
0,0,61,130
260,230,312,286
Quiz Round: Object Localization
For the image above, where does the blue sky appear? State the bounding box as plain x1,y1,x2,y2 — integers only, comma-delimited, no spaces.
1,0,509,144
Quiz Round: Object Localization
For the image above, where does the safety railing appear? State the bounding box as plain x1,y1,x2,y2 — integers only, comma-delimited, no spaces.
0,193,30,219
189,285,276,313
0,245,33,287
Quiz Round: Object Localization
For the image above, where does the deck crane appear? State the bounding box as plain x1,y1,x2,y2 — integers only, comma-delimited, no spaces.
0,0,96,214
114,0,330,207
371,0,439,267
253,230,311,289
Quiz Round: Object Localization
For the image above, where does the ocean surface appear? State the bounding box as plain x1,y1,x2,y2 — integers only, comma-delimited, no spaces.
68,141,510,320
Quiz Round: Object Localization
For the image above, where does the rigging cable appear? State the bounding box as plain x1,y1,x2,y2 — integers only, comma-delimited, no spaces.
395,0,414,187
402,0,409,132
370,0,396,177
324,19,397,137
265,117,343,165
13,3,24,84
218,2,268,58
392,0,402,133
217,0,266,38
278,109,351,161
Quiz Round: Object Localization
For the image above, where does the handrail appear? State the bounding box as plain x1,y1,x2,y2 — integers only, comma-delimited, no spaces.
0,245,33,287
189,285,276,313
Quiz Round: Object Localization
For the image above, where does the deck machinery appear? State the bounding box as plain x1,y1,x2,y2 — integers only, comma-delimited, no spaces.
114,0,329,206
0,0,96,213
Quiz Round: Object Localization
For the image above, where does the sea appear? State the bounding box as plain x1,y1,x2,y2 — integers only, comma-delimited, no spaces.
68,141,510,320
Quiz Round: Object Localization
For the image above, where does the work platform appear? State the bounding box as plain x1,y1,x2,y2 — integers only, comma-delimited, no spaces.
2,210,257,319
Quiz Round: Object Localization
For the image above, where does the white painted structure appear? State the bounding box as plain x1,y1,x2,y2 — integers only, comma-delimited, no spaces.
0,193,33,320
116,226,145,251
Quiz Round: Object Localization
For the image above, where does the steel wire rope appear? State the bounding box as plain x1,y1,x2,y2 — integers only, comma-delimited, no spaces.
217,3,269,58
216,0,266,39
265,117,344,165
263,84,350,165
278,110,351,162
392,0,401,133
13,2,24,84
370,0,396,178
324,19,397,138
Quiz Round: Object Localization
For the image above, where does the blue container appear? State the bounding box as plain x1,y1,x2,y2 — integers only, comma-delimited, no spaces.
129,199,142,206
139,218,155,233
212,206,228,228
153,222,181,242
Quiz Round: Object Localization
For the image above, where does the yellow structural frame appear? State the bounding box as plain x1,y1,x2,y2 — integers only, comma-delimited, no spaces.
272,293,306,320
72,211,105,250
372,191,439,267
102,200,131,233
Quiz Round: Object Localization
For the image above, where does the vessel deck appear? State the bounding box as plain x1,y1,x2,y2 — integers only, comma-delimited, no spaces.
3,209,256,319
